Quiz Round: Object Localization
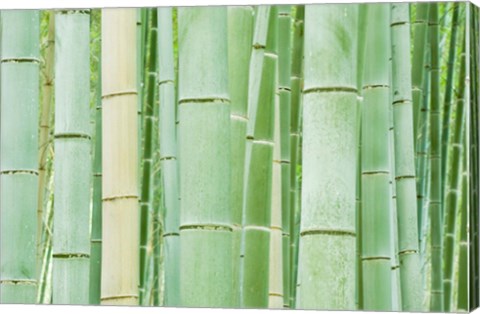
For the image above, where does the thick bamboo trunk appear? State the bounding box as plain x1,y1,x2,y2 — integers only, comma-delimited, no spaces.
52,10,91,305
158,7,180,307
101,8,139,305
296,4,358,310
0,10,40,304
361,4,393,311
390,4,422,311
177,7,232,307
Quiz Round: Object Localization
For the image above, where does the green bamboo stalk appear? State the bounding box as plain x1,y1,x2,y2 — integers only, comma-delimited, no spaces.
418,45,431,256
37,13,55,262
0,10,40,304
390,4,422,311
428,4,444,311
289,6,303,307
268,69,283,309
412,3,430,141
158,7,180,307
240,7,277,308
442,35,466,312
52,10,91,305
355,7,366,310
101,8,139,305
177,7,232,307
296,4,358,310
275,7,292,309
89,41,102,305
456,135,467,311
361,4,393,311
139,8,157,304
227,6,254,308
440,3,460,185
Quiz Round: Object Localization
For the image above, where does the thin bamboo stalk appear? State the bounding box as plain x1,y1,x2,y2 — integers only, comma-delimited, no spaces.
390,4,422,311
442,34,466,312
240,6,277,308
0,10,40,303
412,4,430,142
227,6,253,308
177,7,232,307
139,9,157,304
37,13,55,262
158,7,180,307
288,6,304,307
268,68,283,309
277,6,292,308
101,8,139,305
440,3,460,184
427,4,444,311
361,4,393,311
89,43,102,305
296,4,358,310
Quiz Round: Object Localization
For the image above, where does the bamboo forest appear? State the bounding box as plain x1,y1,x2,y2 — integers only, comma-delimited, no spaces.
1,2,479,312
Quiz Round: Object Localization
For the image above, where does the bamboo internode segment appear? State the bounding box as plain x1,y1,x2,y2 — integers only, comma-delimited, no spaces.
0,10,40,304
101,8,139,306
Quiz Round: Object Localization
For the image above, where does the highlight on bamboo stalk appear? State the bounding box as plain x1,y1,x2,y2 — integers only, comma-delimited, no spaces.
0,2,477,311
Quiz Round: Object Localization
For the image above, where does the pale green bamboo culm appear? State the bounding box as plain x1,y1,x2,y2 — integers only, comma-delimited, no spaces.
227,5,254,308
52,10,91,305
178,7,232,307
361,4,393,311
158,7,180,307
0,10,40,304
296,4,358,310
427,4,443,311
240,6,277,308
390,3,422,311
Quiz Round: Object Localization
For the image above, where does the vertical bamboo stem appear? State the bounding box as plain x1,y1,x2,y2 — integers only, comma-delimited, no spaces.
101,8,139,305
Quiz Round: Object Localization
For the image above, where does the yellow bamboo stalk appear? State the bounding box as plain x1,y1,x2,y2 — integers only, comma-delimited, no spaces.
101,8,139,305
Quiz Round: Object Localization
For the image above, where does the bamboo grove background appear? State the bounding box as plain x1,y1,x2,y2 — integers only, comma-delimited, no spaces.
0,2,479,312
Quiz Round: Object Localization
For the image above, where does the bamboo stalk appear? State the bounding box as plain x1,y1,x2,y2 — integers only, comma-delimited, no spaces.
240,7,277,308
268,67,283,309
52,10,91,305
101,8,139,305
442,33,466,312
177,7,232,307
296,4,358,310
288,6,304,307
89,39,102,305
390,4,422,311
440,3,460,184
158,7,180,307
277,6,292,308
139,8,157,304
227,6,254,308
37,13,55,262
0,10,40,303
361,4,393,311
427,4,444,311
